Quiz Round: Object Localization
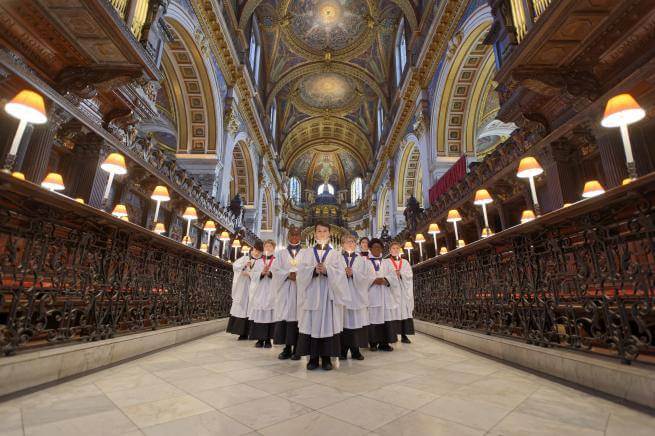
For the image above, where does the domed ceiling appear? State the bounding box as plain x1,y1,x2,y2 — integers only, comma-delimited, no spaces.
238,0,419,192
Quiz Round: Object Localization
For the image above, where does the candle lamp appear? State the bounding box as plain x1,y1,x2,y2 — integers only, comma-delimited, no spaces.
403,241,413,263
428,223,440,257
414,233,425,262
3,90,47,171
446,209,462,241
521,210,536,224
150,185,170,223
474,189,493,237
517,157,543,215
582,180,605,199
41,173,65,192
111,204,128,219
100,153,127,206
601,93,645,180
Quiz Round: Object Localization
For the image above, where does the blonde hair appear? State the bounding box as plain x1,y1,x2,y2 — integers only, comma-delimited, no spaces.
341,234,356,244
390,241,402,249
263,239,276,248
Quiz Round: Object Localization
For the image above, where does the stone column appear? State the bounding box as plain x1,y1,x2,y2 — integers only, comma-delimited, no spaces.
21,109,70,183
88,144,112,209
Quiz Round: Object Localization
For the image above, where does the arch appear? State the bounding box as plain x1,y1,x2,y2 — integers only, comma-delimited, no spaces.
161,13,221,155
289,176,301,203
430,6,494,158
396,138,423,207
261,187,273,231
230,140,256,206
377,186,391,232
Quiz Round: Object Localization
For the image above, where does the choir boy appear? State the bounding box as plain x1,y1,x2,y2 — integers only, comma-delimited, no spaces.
226,241,262,339
358,237,370,258
296,222,349,370
365,238,400,351
271,226,303,360
248,239,277,348
389,242,414,343
340,234,369,360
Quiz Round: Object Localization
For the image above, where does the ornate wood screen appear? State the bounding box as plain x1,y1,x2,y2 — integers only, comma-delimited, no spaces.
0,174,233,356
413,174,655,364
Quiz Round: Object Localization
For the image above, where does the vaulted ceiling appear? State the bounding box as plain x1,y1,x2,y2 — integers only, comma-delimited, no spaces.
240,0,419,191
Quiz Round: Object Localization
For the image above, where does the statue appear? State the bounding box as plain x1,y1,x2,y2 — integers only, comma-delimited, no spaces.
403,195,424,233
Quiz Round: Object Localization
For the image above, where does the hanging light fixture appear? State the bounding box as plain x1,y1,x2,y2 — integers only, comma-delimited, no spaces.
150,185,170,223
3,90,47,171
517,157,543,215
521,210,536,224
582,180,605,199
41,172,65,192
414,233,425,261
100,153,127,204
111,204,128,218
427,223,441,256
601,93,645,180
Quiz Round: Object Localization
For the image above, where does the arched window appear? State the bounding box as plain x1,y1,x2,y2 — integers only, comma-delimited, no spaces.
377,99,384,142
248,17,261,85
317,182,334,195
269,100,277,138
289,177,301,203
350,177,363,203
395,18,407,85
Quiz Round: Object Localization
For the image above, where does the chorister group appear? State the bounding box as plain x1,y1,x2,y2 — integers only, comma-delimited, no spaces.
226,222,414,371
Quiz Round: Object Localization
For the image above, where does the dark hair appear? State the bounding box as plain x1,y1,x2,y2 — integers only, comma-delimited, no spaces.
369,238,383,249
253,240,264,252
314,221,330,232
359,237,370,244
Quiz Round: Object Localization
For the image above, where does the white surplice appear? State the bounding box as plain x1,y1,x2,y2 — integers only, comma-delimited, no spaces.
296,247,349,338
229,255,255,318
341,253,369,330
391,256,414,320
363,257,401,325
248,255,276,324
270,247,303,322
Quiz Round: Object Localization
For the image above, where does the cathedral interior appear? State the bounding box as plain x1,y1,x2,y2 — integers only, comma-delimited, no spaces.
0,0,655,435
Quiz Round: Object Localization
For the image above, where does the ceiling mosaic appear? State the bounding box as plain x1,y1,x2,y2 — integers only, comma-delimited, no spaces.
241,0,419,188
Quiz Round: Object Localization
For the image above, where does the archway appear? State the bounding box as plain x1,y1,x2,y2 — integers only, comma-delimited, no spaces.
260,187,273,232
230,141,256,206
396,139,423,208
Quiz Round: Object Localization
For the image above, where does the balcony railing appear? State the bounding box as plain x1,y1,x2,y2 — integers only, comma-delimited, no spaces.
0,174,233,356
412,173,655,364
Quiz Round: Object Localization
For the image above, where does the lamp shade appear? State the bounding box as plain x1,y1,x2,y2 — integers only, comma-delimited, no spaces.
203,220,217,232
516,157,543,178
74,198,85,204
481,227,493,238
219,231,230,241
111,204,128,218
100,153,127,175
182,235,192,245
521,210,536,223
562,203,572,208
200,243,208,252
11,172,25,180
182,207,197,220
241,246,251,254
4,90,47,124
439,246,448,255
415,233,426,243
622,178,634,186
151,185,170,202
457,239,465,248
446,209,462,222
231,239,241,248
41,173,65,191
474,189,493,205
601,94,645,128
153,223,166,234
427,223,441,235
121,216,130,222
582,180,605,198
403,241,413,250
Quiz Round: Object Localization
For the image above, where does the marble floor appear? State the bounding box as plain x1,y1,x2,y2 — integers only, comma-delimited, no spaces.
1,332,654,436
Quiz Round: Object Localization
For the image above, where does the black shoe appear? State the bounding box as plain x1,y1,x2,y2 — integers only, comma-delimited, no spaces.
237,334,248,340
307,357,319,370
254,340,264,348
321,357,333,371
401,335,412,344
378,343,394,352
290,354,301,361
339,351,348,360
264,339,272,348
278,345,292,360
369,343,378,352
351,348,365,360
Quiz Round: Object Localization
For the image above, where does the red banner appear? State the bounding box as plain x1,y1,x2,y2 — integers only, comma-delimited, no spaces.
428,155,467,205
